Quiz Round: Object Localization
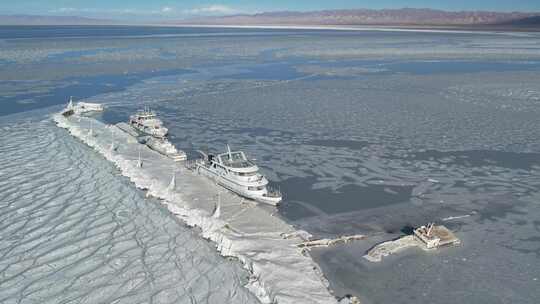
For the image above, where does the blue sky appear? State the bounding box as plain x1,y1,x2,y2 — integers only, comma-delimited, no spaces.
2,1,540,19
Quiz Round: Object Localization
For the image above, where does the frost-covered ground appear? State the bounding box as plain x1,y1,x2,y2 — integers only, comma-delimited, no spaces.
0,114,260,304
2,26,540,304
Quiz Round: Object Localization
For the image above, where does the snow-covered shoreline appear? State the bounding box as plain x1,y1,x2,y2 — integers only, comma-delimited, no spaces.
156,23,514,35
53,113,339,304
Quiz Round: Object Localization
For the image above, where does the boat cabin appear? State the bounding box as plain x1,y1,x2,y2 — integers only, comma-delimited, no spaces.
207,150,259,176
218,151,255,169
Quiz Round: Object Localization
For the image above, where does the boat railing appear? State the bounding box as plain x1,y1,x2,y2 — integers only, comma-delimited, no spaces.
265,185,282,198
185,159,201,171
246,175,264,182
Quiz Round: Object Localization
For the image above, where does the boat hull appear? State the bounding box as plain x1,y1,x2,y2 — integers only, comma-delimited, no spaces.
198,165,281,206
116,123,186,162
146,139,187,162
131,126,167,138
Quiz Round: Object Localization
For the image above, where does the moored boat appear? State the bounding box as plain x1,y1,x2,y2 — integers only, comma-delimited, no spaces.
62,97,104,116
128,108,168,138
196,146,282,205
145,137,187,162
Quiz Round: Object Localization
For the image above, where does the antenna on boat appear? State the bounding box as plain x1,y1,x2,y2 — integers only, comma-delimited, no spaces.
136,145,143,168
68,96,74,110
227,144,232,160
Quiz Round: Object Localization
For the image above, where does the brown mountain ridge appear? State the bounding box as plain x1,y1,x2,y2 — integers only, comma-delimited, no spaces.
178,8,540,27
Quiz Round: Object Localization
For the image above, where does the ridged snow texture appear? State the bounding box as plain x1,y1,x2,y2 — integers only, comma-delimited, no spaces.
0,118,259,304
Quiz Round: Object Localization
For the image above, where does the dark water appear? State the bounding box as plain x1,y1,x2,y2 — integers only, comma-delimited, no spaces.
278,176,414,215
223,62,305,80
0,25,311,39
387,60,540,74
0,25,505,40
402,149,540,170
306,139,371,150
0,69,192,116
317,59,540,75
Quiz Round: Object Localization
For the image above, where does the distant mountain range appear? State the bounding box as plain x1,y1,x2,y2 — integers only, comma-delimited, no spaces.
1,8,539,28
178,8,540,28
0,15,117,25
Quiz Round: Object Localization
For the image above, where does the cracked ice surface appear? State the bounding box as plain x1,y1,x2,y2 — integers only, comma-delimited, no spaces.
0,117,260,304
81,66,540,303
52,114,337,304
2,29,540,81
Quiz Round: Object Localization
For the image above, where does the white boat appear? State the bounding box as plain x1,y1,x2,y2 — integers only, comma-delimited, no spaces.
128,108,168,138
62,97,104,116
116,122,186,162
76,102,104,113
196,146,282,205
146,137,187,162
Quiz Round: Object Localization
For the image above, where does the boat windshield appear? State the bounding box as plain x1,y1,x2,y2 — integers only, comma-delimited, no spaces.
141,118,163,126
219,152,254,168
137,111,156,119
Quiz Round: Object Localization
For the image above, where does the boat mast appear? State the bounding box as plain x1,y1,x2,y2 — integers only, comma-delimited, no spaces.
67,96,74,110
227,144,232,161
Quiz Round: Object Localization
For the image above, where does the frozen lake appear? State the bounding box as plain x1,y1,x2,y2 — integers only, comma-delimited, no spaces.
1,26,540,303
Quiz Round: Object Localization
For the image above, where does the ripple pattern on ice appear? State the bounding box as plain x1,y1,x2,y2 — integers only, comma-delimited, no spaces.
0,119,259,304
